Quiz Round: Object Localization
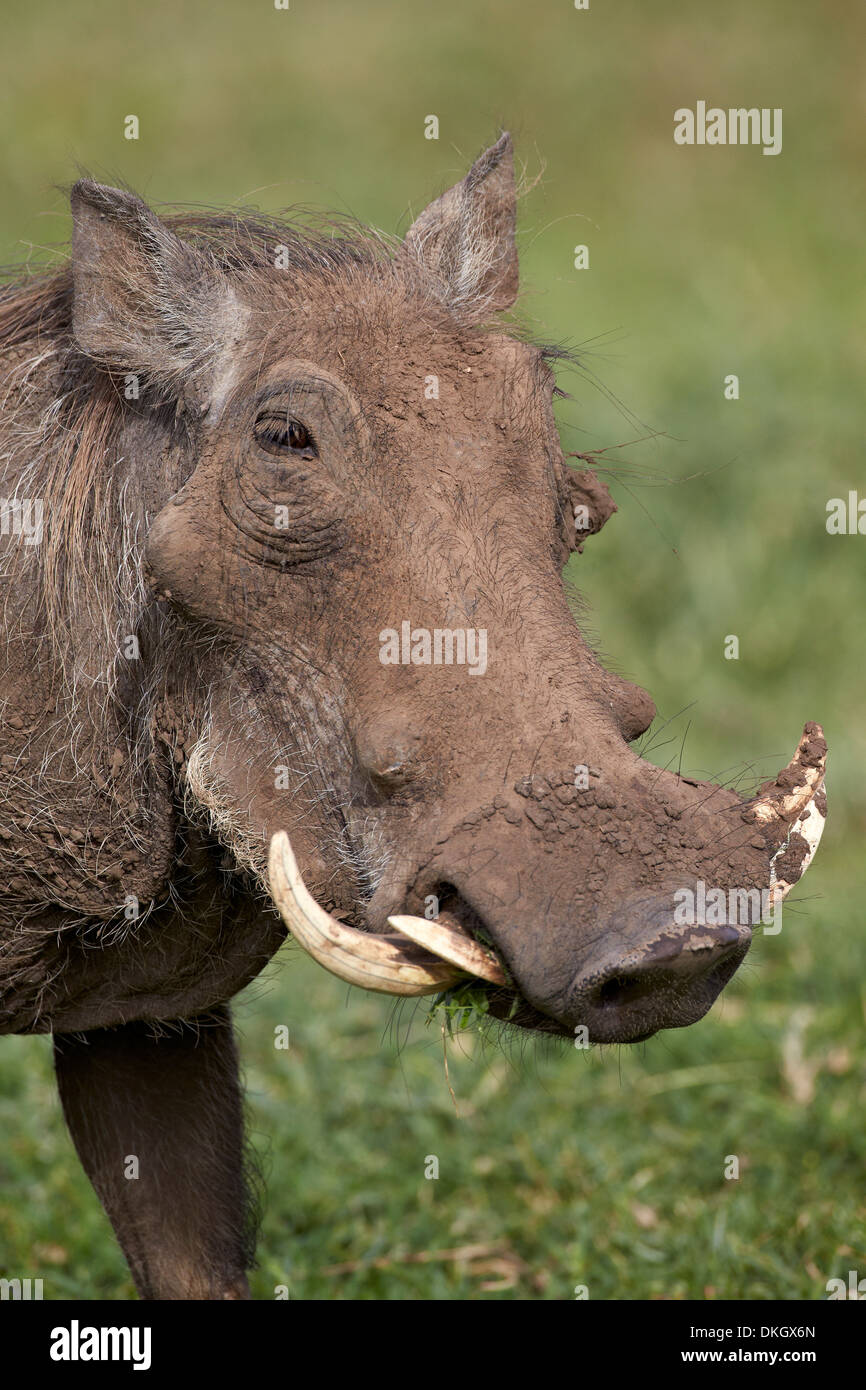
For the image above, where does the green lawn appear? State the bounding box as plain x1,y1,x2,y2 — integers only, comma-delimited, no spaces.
1,0,863,1299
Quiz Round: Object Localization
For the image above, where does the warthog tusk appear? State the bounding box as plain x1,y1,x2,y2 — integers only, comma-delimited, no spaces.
748,723,827,902
768,792,827,904
387,914,507,985
268,831,468,995
750,723,827,826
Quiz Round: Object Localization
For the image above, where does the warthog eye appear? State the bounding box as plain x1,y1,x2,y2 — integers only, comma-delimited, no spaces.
254,413,318,459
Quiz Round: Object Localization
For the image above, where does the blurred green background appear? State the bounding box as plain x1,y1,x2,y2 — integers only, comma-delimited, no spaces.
1,0,863,1299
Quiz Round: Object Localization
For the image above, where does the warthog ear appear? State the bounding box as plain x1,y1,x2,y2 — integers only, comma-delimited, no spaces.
403,132,519,322
70,180,240,410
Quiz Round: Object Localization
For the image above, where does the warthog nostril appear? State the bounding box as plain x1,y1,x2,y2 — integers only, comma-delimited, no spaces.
597,974,647,1008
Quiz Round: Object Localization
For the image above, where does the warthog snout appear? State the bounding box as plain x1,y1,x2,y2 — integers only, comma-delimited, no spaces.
269,724,825,1045
565,897,752,1044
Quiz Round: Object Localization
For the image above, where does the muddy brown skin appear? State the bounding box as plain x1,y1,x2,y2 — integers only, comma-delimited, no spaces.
0,136,825,1298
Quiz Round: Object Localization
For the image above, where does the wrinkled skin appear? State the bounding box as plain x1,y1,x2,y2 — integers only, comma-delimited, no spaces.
0,136,826,1297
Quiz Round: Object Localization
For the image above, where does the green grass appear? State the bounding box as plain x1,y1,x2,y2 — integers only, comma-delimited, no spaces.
1,0,864,1299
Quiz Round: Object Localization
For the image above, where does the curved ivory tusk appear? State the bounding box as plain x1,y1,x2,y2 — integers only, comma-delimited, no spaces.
748,723,827,903
750,723,827,827
387,914,507,985
768,791,827,904
268,831,466,996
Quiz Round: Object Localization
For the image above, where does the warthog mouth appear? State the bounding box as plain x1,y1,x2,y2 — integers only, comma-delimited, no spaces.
268,832,507,994
268,831,562,1033
267,726,827,1042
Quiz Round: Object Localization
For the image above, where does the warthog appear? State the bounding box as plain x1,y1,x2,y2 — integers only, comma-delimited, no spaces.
0,135,826,1299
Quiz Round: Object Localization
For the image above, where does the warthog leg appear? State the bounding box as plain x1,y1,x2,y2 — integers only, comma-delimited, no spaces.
54,1006,254,1300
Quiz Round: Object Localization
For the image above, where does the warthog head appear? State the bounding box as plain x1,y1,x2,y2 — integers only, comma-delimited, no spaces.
71,134,826,1042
